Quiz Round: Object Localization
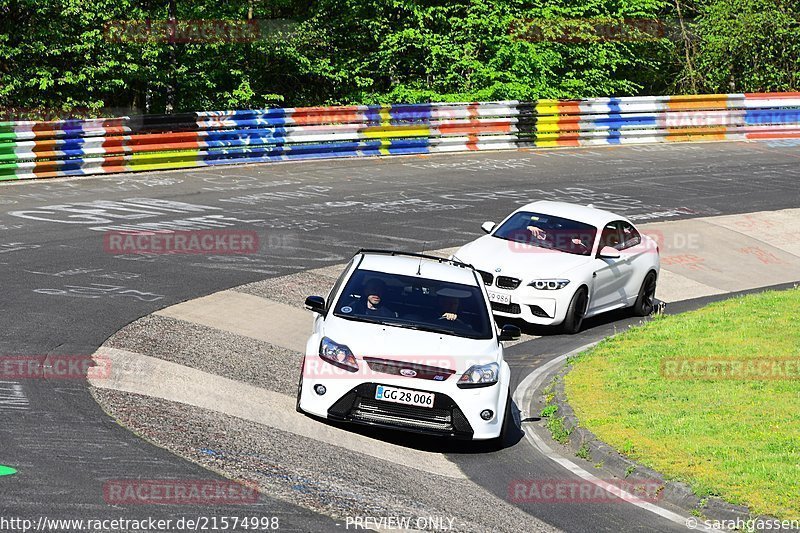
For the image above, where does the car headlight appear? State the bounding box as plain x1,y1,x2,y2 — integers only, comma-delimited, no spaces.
319,337,358,372
457,362,500,388
528,279,570,290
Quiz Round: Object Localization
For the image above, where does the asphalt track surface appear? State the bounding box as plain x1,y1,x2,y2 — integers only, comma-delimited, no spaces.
1,140,799,531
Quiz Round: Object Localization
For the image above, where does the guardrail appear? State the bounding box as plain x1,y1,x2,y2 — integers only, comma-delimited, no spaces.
1,92,799,181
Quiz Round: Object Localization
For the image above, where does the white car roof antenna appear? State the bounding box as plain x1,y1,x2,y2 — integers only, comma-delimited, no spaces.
417,242,428,275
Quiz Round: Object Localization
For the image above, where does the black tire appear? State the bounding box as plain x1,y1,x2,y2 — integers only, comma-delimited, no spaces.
632,271,658,317
560,287,588,334
492,391,514,450
295,360,304,413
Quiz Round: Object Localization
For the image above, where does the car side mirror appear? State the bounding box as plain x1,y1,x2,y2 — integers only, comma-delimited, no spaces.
304,295,326,314
598,246,621,259
481,221,496,234
498,324,521,341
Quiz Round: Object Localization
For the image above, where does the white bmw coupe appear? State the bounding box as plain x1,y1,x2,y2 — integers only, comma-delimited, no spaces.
452,201,660,333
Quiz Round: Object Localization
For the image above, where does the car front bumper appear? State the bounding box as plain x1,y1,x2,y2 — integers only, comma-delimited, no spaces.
298,358,510,440
488,289,572,326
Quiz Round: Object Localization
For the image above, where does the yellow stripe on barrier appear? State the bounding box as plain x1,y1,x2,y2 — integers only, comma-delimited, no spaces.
361,125,430,139
127,150,201,171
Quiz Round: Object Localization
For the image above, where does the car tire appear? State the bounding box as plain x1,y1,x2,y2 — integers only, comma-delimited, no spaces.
560,287,588,334
295,360,304,413
632,271,657,317
492,391,514,450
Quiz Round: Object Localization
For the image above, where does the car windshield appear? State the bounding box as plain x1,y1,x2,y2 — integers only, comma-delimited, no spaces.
492,211,597,256
333,268,492,340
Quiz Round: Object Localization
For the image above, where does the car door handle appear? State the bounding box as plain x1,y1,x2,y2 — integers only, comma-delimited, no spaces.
593,272,597,278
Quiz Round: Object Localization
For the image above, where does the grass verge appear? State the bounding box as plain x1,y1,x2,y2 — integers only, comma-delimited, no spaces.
565,287,800,519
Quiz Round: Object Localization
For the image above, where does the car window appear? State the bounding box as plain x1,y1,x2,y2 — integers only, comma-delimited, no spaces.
491,211,597,256
333,268,492,340
618,221,641,250
326,257,355,312
598,222,623,250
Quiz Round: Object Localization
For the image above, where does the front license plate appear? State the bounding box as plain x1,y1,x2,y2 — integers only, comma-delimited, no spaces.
487,290,511,305
375,385,434,409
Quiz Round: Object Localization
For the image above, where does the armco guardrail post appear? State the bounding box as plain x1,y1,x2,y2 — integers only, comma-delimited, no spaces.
1,93,798,181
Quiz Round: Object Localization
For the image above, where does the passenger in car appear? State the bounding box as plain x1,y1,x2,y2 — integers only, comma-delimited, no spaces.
438,295,460,321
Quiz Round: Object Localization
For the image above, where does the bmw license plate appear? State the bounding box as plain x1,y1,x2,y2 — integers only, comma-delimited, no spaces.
487,290,511,305
375,385,434,408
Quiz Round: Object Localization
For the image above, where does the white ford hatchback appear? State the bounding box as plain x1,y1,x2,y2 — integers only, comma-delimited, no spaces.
297,249,520,441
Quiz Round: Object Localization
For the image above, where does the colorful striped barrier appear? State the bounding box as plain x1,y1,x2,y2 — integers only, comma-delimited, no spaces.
1,93,798,181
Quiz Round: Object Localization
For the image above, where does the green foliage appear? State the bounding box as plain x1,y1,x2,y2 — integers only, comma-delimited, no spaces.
0,0,796,114
684,0,800,92
546,415,572,444
540,404,558,418
576,443,591,460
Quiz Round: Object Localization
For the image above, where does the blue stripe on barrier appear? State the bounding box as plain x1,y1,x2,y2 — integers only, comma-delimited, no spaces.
607,129,622,144
385,138,431,154
607,98,622,116
745,109,800,125
363,106,384,124
592,115,658,128
390,103,433,124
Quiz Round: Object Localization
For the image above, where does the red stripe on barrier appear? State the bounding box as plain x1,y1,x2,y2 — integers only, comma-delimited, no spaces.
744,92,800,99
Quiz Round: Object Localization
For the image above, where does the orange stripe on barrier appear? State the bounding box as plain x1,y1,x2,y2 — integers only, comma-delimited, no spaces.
291,106,365,126
666,126,728,141
102,155,127,172
667,95,730,110
745,130,800,139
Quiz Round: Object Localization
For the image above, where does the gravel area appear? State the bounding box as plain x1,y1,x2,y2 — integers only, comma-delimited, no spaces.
233,265,344,309
103,314,300,396
92,388,557,533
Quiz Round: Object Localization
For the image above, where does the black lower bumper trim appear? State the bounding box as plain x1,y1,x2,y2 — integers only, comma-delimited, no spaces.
327,383,474,438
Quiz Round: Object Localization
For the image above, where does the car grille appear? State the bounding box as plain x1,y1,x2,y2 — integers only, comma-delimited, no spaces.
496,276,521,290
327,383,474,438
476,270,494,286
353,399,454,432
364,357,456,381
491,302,521,314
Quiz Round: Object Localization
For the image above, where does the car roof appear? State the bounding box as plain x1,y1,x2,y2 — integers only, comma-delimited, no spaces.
514,200,630,227
357,252,481,286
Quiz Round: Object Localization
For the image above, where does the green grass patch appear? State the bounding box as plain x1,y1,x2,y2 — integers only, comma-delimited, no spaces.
546,416,572,444
565,287,800,519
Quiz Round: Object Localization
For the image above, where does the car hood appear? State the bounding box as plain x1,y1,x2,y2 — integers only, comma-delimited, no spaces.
454,235,590,280
322,316,500,373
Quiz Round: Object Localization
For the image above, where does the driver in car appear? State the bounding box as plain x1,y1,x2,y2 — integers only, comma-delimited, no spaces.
527,223,588,252
353,279,397,318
